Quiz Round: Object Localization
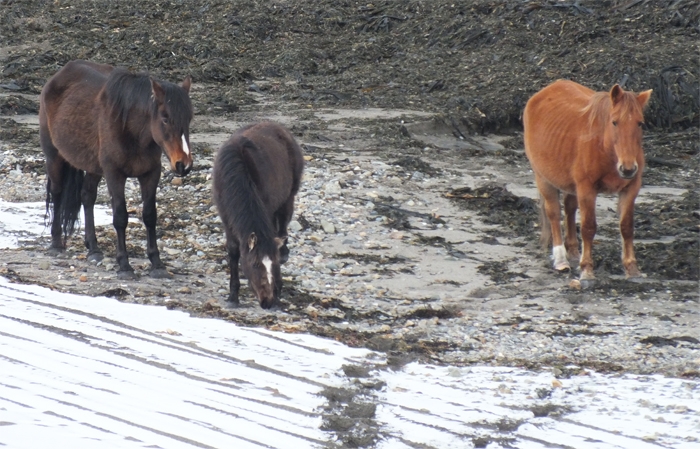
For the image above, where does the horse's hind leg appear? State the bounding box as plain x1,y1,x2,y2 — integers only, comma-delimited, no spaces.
104,170,135,279
563,193,580,265
274,196,295,264
43,151,66,254
577,185,598,280
225,234,241,304
138,169,171,279
536,175,569,272
81,173,103,262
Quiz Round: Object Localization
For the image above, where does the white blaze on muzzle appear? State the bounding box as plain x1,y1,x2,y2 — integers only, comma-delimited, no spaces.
181,134,190,156
262,256,273,286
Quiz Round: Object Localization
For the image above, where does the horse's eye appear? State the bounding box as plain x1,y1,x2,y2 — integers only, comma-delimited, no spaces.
612,121,618,127
162,117,169,125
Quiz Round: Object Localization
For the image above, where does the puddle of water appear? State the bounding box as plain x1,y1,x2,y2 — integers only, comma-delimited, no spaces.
0,200,112,249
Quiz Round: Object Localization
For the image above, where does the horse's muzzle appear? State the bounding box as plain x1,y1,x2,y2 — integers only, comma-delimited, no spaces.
175,161,191,177
617,163,638,179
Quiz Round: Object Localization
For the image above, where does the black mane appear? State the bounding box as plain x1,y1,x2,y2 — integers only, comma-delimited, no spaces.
104,68,192,130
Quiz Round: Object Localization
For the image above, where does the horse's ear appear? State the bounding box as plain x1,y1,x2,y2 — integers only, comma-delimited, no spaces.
637,89,652,109
181,76,192,94
610,84,624,105
150,78,166,104
248,232,257,251
274,236,286,249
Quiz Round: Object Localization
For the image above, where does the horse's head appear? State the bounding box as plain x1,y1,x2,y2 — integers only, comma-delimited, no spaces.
150,77,194,177
241,232,286,309
607,84,653,179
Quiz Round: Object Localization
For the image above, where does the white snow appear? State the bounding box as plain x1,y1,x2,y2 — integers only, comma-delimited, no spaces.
1,278,698,448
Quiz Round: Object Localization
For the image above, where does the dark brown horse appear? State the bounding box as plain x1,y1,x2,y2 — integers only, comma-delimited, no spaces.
523,80,652,280
212,122,304,309
39,60,193,279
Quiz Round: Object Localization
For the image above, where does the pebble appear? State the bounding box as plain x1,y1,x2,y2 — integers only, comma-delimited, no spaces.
321,220,335,234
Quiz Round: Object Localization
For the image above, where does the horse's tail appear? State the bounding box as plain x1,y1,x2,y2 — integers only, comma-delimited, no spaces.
538,194,552,251
45,163,85,241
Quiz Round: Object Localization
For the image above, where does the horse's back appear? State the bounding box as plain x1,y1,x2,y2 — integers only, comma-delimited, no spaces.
523,80,596,191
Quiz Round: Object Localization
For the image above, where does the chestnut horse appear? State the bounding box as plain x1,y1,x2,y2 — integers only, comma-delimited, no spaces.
212,122,304,309
39,60,193,279
523,80,652,280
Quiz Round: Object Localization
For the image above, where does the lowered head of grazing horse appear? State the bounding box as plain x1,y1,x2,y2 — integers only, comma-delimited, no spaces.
242,232,286,309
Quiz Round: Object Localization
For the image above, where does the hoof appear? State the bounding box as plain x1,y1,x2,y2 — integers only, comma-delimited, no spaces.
87,252,104,263
48,247,64,257
579,278,596,289
149,268,173,279
554,261,571,273
226,294,240,305
555,265,571,274
625,266,644,279
117,270,137,280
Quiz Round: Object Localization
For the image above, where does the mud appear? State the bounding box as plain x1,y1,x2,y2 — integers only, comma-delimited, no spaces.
0,0,698,385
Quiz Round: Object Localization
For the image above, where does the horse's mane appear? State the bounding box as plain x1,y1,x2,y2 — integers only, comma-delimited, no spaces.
582,90,643,133
104,68,192,130
215,136,278,256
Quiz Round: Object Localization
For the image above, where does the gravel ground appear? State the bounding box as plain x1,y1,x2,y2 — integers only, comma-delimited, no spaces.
0,93,698,379
0,0,698,380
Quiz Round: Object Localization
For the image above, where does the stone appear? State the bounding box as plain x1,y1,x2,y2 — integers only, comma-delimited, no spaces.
321,220,335,234
323,181,342,196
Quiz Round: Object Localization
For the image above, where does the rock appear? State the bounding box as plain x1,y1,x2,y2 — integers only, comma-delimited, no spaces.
323,181,342,196
37,260,50,270
165,247,181,255
171,177,183,186
411,171,424,181
321,220,335,234
288,220,302,232
309,235,323,243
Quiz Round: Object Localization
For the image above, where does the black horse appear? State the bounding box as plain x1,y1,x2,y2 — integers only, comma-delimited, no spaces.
39,60,193,279
212,122,304,309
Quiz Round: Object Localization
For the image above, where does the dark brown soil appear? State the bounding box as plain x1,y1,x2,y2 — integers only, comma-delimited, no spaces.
1,0,698,131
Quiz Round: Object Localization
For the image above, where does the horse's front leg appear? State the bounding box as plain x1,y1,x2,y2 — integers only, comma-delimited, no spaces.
139,169,171,279
105,172,135,279
81,172,103,262
577,185,598,280
619,181,642,278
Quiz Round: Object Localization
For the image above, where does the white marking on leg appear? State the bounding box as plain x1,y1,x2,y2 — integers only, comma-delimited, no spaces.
552,245,570,271
262,256,273,285
181,134,190,156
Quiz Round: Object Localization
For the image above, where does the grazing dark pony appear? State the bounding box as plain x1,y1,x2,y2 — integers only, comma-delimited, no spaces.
212,122,304,309
523,79,652,280
39,60,193,279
